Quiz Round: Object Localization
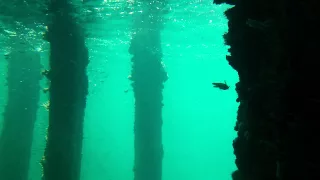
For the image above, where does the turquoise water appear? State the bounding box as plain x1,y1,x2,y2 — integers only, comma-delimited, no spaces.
0,0,238,180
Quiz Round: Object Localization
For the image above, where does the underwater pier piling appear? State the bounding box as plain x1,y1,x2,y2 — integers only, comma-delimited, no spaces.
41,0,89,180
214,0,320,180
129,1,168,180
0,51,41,180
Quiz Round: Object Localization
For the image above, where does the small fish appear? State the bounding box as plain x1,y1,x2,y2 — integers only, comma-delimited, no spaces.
212,80,229,90
246,19,274,31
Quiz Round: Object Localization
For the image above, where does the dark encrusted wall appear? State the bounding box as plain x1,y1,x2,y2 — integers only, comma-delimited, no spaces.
213,0,320,180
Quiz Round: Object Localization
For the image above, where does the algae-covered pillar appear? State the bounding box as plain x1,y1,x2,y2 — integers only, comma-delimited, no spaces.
41,0,89,180
0,51,41,180
214,0,320,180
129,1,168,180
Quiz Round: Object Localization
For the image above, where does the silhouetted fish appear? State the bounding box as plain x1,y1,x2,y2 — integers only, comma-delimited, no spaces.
212,80,229,90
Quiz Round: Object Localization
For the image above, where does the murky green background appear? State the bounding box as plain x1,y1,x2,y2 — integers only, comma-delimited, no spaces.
0,0,238,180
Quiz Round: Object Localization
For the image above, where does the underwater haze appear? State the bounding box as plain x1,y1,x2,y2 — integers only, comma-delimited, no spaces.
0,0,238,180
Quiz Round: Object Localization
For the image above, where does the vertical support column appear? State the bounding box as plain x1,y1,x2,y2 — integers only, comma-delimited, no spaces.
41,0,89,180
0,51,41,180
129,1,168,180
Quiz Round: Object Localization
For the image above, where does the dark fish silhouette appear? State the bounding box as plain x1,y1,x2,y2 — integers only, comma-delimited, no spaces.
212,80,229,90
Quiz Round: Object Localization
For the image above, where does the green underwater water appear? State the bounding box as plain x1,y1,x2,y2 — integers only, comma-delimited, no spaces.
0,0,238,180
